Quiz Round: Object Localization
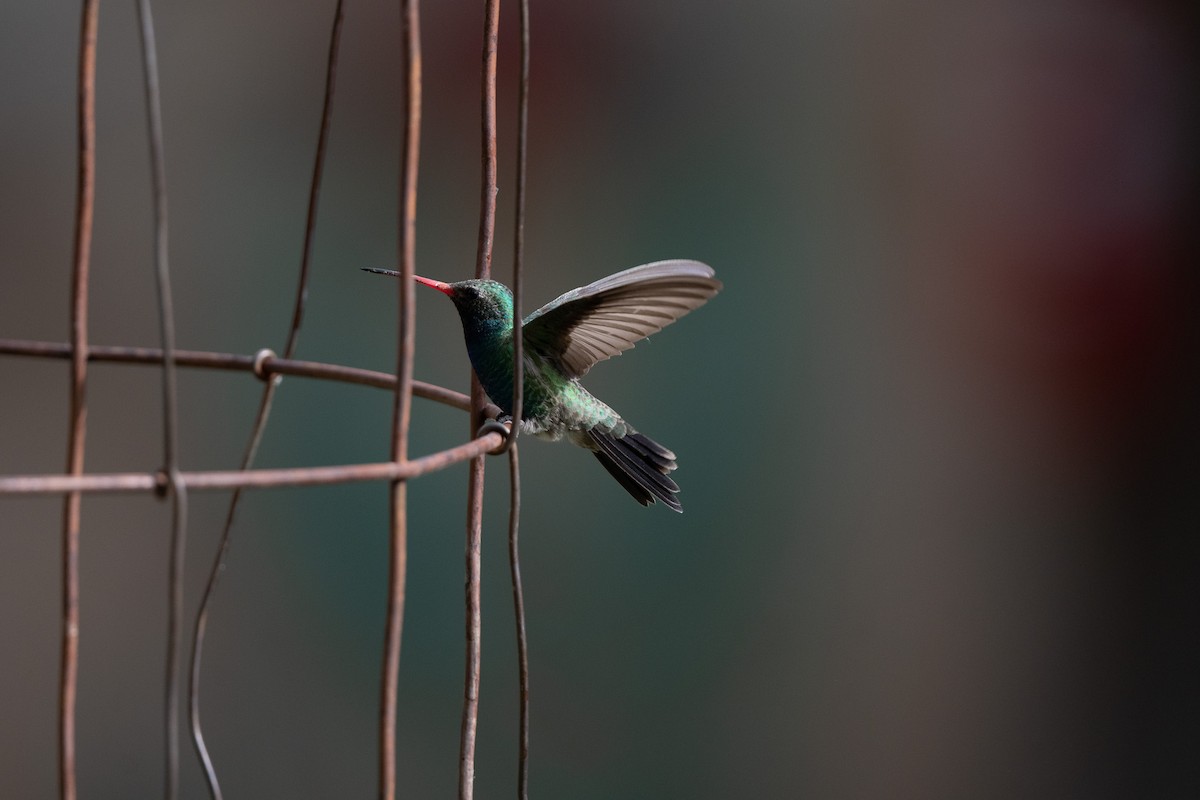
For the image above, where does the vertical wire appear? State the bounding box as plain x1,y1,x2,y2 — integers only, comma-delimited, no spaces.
473,0,499,287
188,389,269,800
462,1,500,797
507,444,529,799
508,0,530,796
508,0,527,443
381,0,421,796
186,4,347,797
132,1,188,797
461,458,484,800
60,2,99,798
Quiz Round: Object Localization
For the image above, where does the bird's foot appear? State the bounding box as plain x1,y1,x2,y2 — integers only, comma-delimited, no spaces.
476,416,514,455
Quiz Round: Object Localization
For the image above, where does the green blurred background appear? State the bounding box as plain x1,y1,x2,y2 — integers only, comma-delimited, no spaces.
2,1,1198,797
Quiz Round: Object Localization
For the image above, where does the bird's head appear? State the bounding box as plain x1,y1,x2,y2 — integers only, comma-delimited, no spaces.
417,275,511,319
416,276,513,325
363,268,513,328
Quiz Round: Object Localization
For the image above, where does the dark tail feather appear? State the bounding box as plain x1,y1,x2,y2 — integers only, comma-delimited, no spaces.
622,432,676,471
590,430,682,512
593,451,655,507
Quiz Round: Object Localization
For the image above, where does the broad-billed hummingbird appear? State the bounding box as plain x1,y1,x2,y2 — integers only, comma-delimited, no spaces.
365,260,721,511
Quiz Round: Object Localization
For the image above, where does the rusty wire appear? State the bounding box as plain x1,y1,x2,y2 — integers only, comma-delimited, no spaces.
381,0,422,797
509,0,531,796
460,1,501,797
59,2,98,799
0,340,469,405
0,340,488,412
0,434,504,494
0,2,542,796
0,342,513,496
132,2,189,797
507,443,529,798
508,0,528,448
186,2,346,797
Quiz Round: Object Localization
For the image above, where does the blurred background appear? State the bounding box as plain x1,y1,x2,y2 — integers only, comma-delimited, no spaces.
2,1,1197,797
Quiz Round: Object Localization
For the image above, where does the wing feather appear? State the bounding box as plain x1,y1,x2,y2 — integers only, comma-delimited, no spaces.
522,260,721,377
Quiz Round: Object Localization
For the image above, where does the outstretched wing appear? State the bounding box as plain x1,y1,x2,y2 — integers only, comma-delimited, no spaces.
522,260,721,378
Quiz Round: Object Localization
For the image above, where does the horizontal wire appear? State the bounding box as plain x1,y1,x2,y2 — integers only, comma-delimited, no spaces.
0,338,500,415
0,337,511,495
0,431,506,495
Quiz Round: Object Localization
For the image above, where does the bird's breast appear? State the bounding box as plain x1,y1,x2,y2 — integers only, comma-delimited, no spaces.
464,336,622,436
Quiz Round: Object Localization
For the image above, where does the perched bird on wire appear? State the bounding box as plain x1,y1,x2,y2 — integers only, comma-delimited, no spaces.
365,260,721,511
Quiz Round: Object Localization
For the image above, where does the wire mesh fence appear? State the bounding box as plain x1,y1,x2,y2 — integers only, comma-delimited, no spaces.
0,2,529,798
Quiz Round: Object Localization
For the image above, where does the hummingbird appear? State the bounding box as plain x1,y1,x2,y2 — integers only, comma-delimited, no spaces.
364,260,721,511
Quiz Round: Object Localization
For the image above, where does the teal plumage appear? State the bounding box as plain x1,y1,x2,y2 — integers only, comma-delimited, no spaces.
366,260,721,511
